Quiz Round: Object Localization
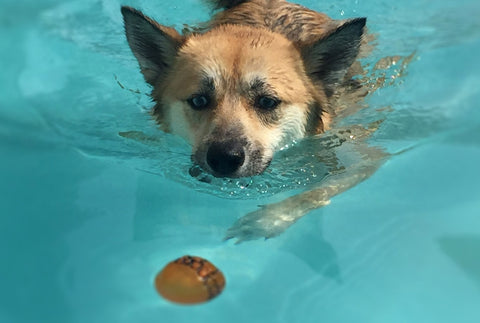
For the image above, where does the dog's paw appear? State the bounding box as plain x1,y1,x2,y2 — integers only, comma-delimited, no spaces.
224,189,333,243
224,204,304,243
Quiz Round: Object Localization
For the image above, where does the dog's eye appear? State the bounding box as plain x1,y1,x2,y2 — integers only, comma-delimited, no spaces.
187,95,210,110
256,96,280,111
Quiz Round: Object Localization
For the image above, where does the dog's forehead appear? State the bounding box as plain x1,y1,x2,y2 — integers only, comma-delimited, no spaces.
177,27,306,96
185,27,298,69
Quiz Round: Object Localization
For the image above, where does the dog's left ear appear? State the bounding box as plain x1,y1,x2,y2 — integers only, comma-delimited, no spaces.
121,6,184,85
301,18,366,95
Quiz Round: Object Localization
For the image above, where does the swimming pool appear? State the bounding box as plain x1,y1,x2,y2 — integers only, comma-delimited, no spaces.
1,0,480,322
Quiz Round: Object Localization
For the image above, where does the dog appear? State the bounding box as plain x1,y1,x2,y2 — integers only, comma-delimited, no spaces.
121,0,390,242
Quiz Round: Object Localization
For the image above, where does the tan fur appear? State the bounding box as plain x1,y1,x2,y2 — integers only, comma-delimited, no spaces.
155,25,330,154
121,0,382,242
209,0,338,45
122,1,366,166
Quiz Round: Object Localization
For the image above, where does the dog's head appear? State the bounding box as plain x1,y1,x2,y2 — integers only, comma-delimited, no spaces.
121,7,365,178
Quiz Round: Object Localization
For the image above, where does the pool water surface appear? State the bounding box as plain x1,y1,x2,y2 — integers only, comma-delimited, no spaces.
1,0,480,322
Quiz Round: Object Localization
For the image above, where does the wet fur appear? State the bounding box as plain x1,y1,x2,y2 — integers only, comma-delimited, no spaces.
208,0,339,45
121,0,384,242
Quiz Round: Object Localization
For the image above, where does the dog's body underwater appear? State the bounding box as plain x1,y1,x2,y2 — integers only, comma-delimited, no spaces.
121,0,389,242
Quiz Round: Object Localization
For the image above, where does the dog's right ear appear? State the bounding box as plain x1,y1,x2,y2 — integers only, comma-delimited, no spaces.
121,6,184,85
301,18,366,96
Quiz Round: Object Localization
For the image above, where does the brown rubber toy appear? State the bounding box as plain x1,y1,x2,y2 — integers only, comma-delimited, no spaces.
155,255,226,304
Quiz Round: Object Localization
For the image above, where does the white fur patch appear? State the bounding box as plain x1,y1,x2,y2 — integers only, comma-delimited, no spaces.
167,102,195,144
277,104,307,148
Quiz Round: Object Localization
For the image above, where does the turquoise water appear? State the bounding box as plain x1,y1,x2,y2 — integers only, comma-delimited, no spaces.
1,0,480,322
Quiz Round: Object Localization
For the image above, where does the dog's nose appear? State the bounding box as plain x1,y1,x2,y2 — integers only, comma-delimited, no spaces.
206,141,245,177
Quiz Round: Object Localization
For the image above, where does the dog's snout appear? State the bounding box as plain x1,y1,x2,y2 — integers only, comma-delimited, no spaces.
206,141,245,177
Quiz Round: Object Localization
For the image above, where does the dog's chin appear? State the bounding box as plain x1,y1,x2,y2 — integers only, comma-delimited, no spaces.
189,159,271,179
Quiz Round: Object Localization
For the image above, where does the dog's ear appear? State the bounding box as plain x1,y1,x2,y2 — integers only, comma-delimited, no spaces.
301,18,366,95
121,6,184,85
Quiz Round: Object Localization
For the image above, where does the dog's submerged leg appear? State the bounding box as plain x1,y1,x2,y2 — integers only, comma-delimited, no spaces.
225,143,389,243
